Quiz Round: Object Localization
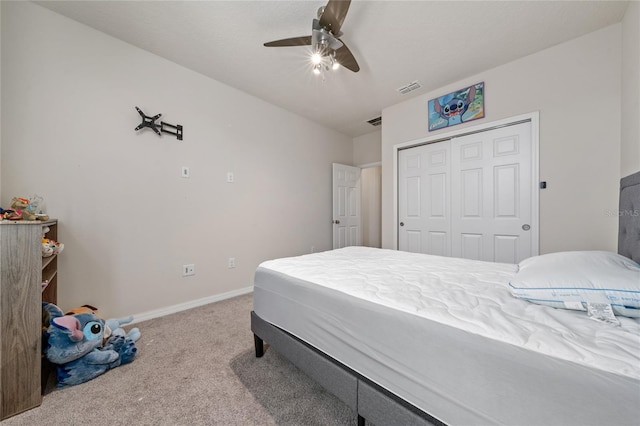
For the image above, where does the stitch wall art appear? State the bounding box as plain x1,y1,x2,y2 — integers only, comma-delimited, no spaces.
428,82,484,131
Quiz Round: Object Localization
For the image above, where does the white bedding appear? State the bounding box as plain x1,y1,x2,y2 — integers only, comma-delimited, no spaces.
259,246,640,379
254,246,640,425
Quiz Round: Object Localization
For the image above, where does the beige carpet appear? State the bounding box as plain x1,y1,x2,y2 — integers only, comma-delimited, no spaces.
3,293,356,425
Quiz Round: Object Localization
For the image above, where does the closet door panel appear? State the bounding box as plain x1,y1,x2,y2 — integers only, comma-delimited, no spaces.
451,122,532,263
398,143,451,255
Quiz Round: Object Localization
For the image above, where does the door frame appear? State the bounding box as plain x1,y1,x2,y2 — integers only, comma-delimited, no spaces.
393,111,540,254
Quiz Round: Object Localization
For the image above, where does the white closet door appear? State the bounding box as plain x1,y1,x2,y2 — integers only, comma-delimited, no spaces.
398,142,451,255
451,122,533,263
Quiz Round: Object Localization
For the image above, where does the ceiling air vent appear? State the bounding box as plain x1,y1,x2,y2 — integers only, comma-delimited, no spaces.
367,116,382,127
397,80,422,95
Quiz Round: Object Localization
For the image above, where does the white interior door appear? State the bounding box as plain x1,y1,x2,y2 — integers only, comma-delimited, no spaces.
398,143,451,255
451,122,533,263
333,163,361,249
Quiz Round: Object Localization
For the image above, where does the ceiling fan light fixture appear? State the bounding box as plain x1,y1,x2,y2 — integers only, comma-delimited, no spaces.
264,0,359,74
330,52,340,70
311,51,323,65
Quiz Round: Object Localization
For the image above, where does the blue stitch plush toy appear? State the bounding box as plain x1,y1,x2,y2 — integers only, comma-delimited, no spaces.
42,302,138,387
105,315,141,344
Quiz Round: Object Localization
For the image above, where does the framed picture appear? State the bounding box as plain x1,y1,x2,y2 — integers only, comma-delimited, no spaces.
428,82,484,131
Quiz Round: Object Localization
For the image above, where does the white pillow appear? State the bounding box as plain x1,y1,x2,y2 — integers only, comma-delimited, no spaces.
509,251,640,318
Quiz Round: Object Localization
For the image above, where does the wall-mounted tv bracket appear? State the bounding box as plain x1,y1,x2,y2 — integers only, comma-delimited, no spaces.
134,106,183,140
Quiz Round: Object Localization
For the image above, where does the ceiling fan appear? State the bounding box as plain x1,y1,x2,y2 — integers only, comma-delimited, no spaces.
263,0,360,74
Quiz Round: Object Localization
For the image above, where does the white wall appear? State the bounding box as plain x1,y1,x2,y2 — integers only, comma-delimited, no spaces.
353,129,381,166
1,2,352,319
361,166,381,248
622,1,640,177
382,25,622,254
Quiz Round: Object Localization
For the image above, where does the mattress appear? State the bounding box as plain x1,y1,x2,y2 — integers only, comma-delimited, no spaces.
253,246,640,425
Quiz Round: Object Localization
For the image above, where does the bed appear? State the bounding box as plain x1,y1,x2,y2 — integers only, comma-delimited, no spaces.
251,171,640,426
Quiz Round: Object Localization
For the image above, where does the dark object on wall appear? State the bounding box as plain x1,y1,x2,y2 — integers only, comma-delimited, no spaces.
134,106,183,140
540,181,547,189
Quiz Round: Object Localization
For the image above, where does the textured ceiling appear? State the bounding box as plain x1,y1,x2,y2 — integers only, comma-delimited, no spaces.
36,0,629,137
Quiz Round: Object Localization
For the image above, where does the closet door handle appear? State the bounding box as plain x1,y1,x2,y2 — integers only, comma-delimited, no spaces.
400,222,405,227
522,224,530,231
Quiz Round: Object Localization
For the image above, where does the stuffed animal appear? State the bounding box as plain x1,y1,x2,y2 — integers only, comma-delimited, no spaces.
105,315,141,343
65,305,141,344
65,304,99,316
42,238,63,257
42,302,138,387
11,197,36,221
0,207,21,220
103,333,138,365
41,227,64,257
26,194,49,221
41,241,54,257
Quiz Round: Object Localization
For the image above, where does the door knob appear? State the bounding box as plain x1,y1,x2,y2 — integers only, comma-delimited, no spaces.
522,224,530,231
333,220,340,224
400,222,405,227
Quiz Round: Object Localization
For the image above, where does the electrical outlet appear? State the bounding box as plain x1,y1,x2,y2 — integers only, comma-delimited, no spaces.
227,257,236,269
182,264,195,277
181,167,190,178
226,172,234,183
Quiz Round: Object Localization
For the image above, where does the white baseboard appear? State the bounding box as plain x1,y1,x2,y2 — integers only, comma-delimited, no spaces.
129,286,254,325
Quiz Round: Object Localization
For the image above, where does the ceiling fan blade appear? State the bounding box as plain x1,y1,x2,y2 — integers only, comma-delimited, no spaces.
264,36,312,47
335,41,359,72
319,0,351,35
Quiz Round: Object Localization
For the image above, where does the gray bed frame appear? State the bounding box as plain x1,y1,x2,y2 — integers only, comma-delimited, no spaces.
251,170,640,426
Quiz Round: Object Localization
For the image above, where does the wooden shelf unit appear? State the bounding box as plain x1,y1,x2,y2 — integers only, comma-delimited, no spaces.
0,220,58,420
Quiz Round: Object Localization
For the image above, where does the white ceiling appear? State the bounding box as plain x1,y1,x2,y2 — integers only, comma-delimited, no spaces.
35,0,629,138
